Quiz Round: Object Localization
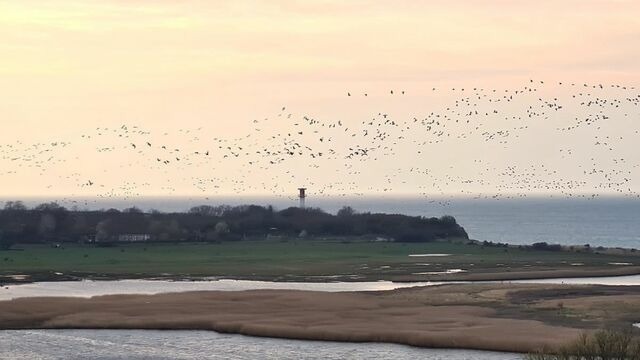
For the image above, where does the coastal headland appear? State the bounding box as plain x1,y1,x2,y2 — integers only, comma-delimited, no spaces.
1,283,639,354
2,204,639,284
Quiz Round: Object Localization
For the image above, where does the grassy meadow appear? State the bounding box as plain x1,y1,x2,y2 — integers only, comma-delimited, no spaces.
1,238,638,282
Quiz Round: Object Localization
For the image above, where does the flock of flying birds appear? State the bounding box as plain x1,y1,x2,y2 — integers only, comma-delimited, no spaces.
1,79,639,208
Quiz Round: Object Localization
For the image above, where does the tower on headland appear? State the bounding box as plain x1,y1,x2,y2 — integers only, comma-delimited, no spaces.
298,188,307,208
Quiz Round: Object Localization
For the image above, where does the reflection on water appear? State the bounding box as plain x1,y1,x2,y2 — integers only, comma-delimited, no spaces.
0,330,522,360
0,279,442,301
511,274,640,286
1,275,639,301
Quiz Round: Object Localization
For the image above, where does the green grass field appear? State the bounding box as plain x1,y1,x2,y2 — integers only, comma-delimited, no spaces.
1,238,639,282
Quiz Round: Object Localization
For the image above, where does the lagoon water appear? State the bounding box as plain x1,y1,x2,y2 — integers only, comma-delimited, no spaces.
2,275,639,301
13,196,640,248
1,276,637,360
0,279,440,301
0,330,522,360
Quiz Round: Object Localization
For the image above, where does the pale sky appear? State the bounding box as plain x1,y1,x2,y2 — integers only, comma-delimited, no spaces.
1,0,639,199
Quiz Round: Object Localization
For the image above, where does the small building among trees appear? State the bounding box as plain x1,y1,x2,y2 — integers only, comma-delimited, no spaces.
117,234,151,242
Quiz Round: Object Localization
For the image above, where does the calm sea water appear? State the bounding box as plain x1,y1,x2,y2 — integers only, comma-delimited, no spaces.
11,196,640,248
0,330,522,360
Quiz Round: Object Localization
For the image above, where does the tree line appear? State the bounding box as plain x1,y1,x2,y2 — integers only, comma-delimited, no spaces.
0,201,467,249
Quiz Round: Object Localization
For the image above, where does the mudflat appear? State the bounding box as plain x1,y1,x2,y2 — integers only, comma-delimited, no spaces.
1,283,639,353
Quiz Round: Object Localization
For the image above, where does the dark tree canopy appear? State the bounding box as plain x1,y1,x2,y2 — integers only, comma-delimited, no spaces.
0,202,468,245
3,201,27,211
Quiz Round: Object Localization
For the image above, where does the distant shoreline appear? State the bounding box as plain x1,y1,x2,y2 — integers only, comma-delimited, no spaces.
1,283,639,354
391,265,640,282
2,238,639,285
2,265,640,286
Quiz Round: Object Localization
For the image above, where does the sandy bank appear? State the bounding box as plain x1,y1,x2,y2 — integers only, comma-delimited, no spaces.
2,284,639,353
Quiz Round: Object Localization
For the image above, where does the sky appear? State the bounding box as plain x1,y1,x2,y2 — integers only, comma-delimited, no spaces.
1,0,639,200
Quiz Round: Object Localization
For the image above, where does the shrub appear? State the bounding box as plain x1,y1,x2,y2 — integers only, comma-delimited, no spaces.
531,242,563,252
525,328,640,360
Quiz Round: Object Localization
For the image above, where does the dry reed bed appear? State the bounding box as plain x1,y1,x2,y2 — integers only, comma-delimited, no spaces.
1,284,639,353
